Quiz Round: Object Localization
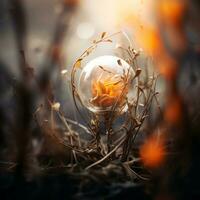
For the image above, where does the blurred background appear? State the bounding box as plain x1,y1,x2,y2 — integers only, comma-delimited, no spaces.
1,0,200,199
0,0,159,118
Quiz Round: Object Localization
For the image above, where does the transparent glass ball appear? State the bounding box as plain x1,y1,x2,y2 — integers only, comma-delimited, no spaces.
78,55,134,114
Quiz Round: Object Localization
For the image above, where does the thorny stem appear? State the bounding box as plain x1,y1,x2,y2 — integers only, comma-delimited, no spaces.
104,113,113,153
93,116,101,149
132,76,159,145
57,111,78,164
121,75,158,162
122,163,149,181
63,117,91,135
85,136,126,170
121,125,135,162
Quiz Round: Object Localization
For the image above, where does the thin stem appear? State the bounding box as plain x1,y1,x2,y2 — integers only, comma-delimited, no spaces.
85,136,126,170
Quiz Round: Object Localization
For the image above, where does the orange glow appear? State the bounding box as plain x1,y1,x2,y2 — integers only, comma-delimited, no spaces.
140,135,165,168
90,76,127,108
137,24,181,80
138,26,179,80
139,27,163,55
158,0,187,26
157,0,188,54
164,95,182,124
157,53,178,80
63,0,79,8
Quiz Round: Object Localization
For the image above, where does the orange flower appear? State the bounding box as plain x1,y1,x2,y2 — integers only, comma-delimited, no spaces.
90,76,128,108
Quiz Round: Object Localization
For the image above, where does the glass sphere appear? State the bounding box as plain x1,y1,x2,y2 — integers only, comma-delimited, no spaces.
78,55,134,114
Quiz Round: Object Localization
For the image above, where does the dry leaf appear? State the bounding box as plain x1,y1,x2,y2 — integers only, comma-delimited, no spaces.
105,39,112,43
135,68,142,77
117,59,122,66
101,32,106,39
98,65,104,70
74,58,82,68
133,118,141,127
52,102,60,111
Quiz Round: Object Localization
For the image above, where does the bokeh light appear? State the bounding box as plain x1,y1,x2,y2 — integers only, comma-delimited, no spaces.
140,135,165,168
76,22,95,39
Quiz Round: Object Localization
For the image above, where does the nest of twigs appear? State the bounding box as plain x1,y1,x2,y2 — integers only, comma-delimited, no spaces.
32,32,161,184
